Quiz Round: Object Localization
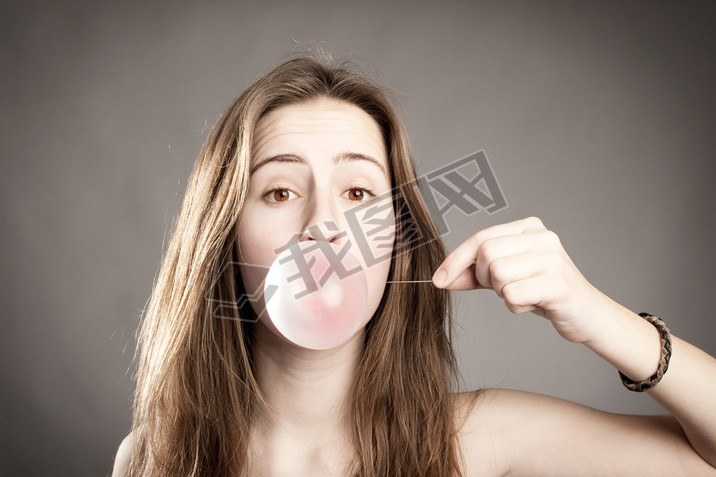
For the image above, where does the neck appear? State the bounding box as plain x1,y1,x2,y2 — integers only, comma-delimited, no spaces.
250,319,363,436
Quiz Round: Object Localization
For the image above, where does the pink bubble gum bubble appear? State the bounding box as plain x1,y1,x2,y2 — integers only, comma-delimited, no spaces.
264,241,367,350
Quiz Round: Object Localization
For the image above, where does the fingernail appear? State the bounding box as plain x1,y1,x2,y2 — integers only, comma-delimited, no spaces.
432,269,447,287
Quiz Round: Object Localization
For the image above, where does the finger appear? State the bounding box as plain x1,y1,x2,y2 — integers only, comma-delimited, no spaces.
433,216,547,289
501,275,550,315
505,302,541,315
442,264,482,290
488,251,550,298
474,234,536,289
476,228,563,289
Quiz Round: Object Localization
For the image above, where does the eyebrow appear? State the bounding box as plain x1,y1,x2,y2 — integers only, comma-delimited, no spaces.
250,154,307,175
250,152,388,177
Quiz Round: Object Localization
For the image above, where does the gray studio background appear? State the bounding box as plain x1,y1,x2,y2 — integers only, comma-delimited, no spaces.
1,1,714,475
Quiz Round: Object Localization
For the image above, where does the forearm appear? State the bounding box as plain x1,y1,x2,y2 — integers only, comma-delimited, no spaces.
434,215,716,465
583,289,716,466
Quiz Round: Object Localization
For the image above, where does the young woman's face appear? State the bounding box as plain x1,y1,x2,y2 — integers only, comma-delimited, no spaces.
235,97,395,347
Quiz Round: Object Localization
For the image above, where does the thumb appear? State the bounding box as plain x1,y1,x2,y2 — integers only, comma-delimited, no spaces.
432,264,488,291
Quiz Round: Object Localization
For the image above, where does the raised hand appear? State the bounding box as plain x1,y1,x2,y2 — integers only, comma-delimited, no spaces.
432,216,611,343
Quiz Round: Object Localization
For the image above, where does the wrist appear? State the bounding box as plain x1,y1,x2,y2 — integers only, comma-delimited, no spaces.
618,313,672,391
575,284,621,346
582,302,663,383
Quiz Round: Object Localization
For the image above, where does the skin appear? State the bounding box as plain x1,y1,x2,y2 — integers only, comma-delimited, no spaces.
113,98,716,476
235,97,394,351
436,218,716,475
236,97,394,475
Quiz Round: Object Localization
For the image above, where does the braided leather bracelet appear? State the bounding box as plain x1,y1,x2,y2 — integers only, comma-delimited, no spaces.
618,312,672,392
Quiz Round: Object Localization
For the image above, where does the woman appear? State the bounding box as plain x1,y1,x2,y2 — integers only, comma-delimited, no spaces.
113,54,716,476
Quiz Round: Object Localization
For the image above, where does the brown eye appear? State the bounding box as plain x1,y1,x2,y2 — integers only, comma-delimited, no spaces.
273,189,290,202
348,188,364,201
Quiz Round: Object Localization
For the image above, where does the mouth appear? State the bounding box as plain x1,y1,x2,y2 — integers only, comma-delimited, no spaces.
263,241,368,350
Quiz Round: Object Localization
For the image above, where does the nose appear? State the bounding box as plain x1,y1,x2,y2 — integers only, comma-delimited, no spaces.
299,222,343,243
299,191,345,245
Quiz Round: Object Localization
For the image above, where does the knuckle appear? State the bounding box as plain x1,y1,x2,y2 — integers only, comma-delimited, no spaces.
489,258,509,285
525,216,545,228
478,239,499,262
505,300,523,314
501,281,518,304
471,228,488,244
546,250,565,270
542,229,561,247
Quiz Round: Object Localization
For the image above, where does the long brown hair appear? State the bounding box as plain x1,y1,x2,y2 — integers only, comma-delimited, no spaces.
129,52,475,476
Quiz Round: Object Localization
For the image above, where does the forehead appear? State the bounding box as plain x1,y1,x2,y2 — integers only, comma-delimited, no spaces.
251,98,388,164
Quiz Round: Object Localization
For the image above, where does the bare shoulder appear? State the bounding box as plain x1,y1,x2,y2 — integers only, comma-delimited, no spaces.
451,389,511,477
452,388,716,477
111,431,135,477
451,388,546,476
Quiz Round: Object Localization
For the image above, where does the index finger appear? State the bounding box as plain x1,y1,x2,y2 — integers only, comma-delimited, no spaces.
432,216,546,289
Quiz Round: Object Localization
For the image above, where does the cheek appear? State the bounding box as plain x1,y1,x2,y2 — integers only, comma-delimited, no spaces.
362,259,391,323
236,208,297,265
344,201,396,267
235,213,295,311
235,221,268,270
352,210,396,323
236,199,396,328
